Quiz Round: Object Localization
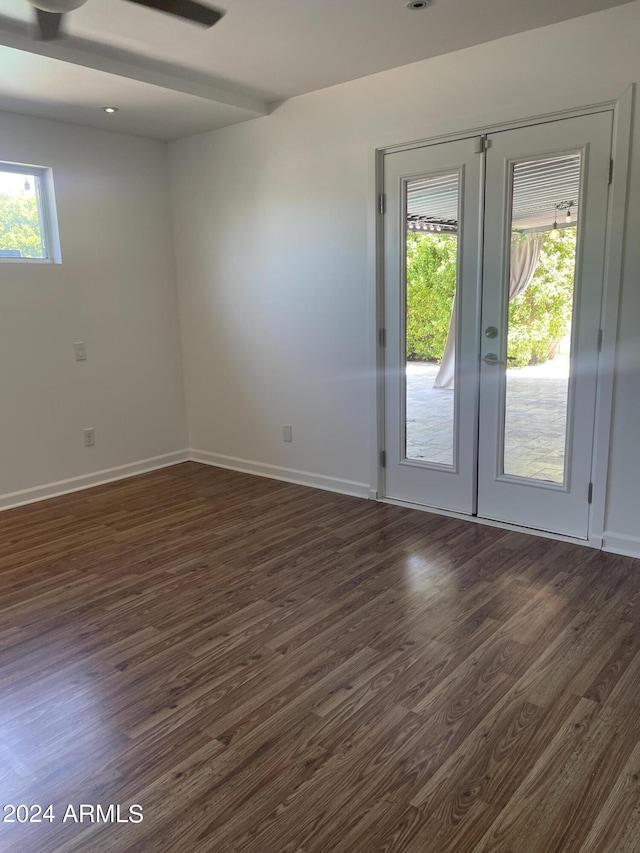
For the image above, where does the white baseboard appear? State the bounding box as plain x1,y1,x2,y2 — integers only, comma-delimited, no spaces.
602,531,640,560
5,450,635,563
0,450,190,512
190,449,371,500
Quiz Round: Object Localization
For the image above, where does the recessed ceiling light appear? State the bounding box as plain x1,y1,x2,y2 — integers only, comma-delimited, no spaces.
101,106,119,114
406,0,431,9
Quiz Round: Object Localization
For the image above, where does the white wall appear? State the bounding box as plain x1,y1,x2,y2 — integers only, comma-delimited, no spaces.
169,1,640,551
0,111,188,505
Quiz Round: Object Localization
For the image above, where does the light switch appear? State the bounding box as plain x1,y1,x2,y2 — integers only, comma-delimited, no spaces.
74,342,87,361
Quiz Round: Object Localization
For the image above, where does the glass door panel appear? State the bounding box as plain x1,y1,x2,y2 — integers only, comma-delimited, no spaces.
405,172,459,467
503,153,581,485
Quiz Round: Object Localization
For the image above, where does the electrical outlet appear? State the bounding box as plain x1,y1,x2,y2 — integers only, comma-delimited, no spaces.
74,342,87,361
83,428,95,447
282,425,293,443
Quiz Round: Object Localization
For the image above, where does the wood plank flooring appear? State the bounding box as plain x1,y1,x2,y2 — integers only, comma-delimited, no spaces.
1,462,640,852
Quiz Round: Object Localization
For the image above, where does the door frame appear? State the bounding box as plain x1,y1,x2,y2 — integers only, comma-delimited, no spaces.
368,86,633,548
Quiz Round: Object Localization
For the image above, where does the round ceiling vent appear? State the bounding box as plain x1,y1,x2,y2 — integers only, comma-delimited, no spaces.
406,0,432,9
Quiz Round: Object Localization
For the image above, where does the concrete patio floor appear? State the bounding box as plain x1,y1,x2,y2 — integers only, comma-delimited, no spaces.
406,356,570,483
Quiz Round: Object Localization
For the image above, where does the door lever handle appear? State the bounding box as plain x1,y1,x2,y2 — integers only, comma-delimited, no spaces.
482,352,504,365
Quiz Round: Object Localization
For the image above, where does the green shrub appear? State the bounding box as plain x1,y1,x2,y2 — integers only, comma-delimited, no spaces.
405,233,457,361
506,229,576,367
405,228,576,366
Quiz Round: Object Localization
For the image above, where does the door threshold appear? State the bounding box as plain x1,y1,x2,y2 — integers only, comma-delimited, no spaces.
378,496,600,548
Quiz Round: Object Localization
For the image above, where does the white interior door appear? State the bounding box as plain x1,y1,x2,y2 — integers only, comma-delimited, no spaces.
477,112,612,538
382,111,612,539
383,138,483,513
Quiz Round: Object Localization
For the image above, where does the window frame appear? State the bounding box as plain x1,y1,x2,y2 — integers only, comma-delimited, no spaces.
0,161,61,264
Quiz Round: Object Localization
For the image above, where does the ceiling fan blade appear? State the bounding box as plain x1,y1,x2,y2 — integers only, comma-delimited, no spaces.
35,8,64,39
123,0,225,27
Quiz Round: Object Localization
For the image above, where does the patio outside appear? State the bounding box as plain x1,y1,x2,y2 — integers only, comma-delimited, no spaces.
406,346,570,483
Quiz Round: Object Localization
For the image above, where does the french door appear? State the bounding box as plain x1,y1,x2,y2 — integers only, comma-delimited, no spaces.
382,111,613,539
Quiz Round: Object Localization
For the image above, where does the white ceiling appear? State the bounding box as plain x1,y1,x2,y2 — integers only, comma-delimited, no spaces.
0,0,633,140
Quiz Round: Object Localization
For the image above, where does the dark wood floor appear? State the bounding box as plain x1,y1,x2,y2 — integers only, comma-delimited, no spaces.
1,463,640,852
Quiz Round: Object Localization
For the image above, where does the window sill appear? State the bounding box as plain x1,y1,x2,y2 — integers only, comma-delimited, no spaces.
0,258,58,264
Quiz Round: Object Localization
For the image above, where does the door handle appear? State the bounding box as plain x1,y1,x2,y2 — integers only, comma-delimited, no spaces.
482,352,504,365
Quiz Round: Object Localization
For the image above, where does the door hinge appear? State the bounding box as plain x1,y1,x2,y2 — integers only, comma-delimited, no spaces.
608,158,614,185
378,328,386,348
380,450,386,468
473,135,489,154
597,328,603,352
378,193,386,214
588,482,593,504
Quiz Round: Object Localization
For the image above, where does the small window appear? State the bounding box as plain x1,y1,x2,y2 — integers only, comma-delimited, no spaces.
0,163,60,262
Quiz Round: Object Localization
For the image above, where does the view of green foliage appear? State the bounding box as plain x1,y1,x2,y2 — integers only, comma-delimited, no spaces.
507,228,576,366
0,193,44,258
406,233,458,361
405,228,576,367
